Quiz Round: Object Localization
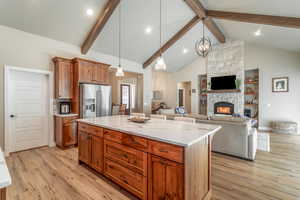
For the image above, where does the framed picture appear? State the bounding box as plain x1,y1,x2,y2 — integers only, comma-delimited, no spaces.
272,77,289,92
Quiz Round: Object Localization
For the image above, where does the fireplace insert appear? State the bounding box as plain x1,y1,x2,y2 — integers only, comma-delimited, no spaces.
214,102,234,115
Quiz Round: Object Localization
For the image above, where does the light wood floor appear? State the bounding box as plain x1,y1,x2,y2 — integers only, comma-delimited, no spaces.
6,132,300,200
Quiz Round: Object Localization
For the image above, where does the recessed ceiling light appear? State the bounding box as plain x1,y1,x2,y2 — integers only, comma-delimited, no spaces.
145,26,152,34
182,48,189,54
86,9,94,16
254,29,261,36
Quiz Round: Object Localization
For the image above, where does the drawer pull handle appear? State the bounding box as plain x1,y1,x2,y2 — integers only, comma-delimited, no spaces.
122,154,128,159
159,148,168,153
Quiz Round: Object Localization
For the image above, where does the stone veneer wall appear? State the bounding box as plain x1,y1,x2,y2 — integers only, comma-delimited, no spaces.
207,41,245,116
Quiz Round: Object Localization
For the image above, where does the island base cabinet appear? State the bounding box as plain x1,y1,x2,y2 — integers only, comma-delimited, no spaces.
148,155,184,200
78,131,104,173
104,159,147,200
91,136,104,173
78,131,91,165
0,188,6,200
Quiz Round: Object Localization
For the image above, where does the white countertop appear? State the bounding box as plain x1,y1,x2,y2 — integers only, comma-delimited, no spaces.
78,116,222,147
54,113,78,117
0,149,11,189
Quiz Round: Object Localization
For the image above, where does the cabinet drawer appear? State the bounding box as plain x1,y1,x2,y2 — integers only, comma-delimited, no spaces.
104,129,148,151
104,159,147,199
78,123,103,137
63,116,77,124
149,140,184,163
103,129,122,143
104,140,147,176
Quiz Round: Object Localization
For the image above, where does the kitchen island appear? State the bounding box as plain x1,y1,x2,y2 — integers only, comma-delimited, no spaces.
77,115,221,200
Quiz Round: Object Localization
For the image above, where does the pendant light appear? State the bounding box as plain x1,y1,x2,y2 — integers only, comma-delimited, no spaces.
116,2,124,77
154,0,167,71
195,19,212,57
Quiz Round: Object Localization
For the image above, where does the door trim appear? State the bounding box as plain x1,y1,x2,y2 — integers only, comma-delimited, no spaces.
4,66,55,156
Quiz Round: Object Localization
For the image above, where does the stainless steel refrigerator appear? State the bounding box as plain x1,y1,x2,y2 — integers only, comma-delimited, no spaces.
80,84,112,118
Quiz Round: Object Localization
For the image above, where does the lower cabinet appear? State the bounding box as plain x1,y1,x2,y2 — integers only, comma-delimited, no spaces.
104,159,147,199
55,116,78,148
78,125,185,200
78,131,92,164
148,155,184,200
91,136,104,173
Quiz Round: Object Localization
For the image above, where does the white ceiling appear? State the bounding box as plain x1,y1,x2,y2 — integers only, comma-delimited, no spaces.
0,0,300,72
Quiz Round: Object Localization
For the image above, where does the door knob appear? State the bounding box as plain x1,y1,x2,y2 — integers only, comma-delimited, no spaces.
10,114,16,118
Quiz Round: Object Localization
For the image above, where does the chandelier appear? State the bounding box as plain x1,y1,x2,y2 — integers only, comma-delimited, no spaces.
195,19,212,57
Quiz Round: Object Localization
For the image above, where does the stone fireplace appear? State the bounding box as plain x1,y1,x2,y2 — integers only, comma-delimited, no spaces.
214,102,234,115
206,41,245,116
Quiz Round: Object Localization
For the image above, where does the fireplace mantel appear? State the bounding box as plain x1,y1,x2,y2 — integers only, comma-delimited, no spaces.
207,89,241,94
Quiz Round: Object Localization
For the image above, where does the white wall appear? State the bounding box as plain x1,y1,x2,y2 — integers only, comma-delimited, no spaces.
161,57,206,113
245,43,300,130
0,25,151,148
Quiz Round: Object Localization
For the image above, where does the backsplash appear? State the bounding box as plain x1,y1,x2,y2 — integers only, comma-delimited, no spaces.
207,41,245,116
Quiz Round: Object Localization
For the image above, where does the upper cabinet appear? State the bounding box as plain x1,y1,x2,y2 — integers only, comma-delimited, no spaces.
73,58,109,85
53,57,73,99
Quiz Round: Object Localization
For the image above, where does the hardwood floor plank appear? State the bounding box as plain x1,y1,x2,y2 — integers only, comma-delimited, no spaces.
5,132,300,200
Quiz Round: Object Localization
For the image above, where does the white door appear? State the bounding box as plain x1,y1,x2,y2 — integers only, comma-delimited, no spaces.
8,70,49,152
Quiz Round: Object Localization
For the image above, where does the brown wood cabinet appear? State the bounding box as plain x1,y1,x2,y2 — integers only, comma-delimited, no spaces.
148,155,184,200
91,136,104,173
53,57,73,99
55,116,78,148
0,188,6,200
78,123,212,200
78,131,92,164
78,123,104,172
73,58,109,85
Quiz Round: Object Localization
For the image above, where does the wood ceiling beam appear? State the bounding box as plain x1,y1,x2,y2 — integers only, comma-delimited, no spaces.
143,16,201,69
206,10,300,29
184,0,225,43
81,0,120,54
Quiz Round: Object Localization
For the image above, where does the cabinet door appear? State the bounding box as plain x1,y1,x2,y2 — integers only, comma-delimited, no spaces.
78,131,92,164
94,64,109,84
91,136,104,173
63,121,77,146
56,61,73,99
78,64,94,83
148,155,184,200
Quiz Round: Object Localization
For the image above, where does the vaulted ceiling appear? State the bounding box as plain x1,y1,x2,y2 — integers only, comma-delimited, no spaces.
1,0,300,72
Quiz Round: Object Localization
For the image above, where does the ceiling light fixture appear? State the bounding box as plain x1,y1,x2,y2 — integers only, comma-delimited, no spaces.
182,48,189,54
145,26,152,34
154,0,167,71
254,29,261,36
86,9,94,16
195,19,212,57
116,3,124,77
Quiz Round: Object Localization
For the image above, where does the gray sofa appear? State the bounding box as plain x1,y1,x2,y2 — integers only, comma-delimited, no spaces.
165,114,258,160
199,119,257,160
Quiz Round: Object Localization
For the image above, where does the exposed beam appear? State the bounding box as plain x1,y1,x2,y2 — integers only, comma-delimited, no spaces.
184,0,225,43
81,0,120,54
204,17,226,43
143,16,201,69
207,10,300,29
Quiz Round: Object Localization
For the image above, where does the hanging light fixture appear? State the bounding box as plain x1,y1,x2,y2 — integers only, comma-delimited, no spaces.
154,0,167,71
195,19,212,57
116,2,124,77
